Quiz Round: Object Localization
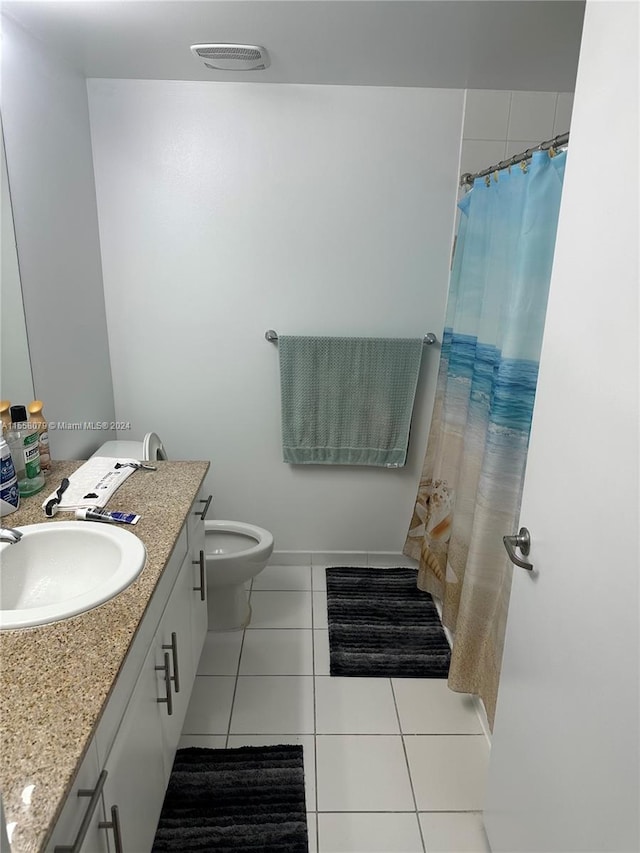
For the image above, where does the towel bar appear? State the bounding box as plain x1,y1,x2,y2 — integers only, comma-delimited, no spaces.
265,330,437,345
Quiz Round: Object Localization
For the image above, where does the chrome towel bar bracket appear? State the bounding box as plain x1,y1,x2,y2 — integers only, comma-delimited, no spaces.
265,330,437,345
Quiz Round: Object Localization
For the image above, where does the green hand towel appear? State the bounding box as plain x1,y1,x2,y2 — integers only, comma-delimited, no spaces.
278,336,423,466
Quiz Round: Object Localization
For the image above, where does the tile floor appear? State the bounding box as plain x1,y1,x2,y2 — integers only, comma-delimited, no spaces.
180,562,492,853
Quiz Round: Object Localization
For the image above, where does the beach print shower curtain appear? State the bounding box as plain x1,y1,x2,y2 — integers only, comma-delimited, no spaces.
404,150,567,727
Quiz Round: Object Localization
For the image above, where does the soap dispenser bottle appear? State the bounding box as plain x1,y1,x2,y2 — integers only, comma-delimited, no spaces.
27,400,51,474
0,436,20,516
7,405,45,497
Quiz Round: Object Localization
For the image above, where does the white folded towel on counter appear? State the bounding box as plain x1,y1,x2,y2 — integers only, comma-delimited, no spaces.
41,457,140,512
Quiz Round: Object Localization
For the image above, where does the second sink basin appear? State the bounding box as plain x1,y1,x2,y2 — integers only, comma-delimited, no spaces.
0,521,146,630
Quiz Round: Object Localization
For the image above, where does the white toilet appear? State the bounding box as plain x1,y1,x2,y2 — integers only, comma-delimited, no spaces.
204,520,274,630
92,433,275,631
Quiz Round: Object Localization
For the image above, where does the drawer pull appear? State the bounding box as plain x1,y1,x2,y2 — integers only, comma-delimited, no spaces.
155,651,173,716
54,770,108,853
99,804,124,853
162,632,180,693
193,550,206,601
196,495,212,520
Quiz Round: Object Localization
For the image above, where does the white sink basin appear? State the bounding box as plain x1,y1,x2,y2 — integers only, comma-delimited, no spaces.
0,521,146,630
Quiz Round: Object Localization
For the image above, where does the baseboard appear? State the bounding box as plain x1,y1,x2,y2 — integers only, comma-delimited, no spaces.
270,550,418,568
473,695,493,745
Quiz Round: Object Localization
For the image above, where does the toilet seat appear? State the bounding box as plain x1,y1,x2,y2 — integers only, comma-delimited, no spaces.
204,520,273,559
143,432,167,461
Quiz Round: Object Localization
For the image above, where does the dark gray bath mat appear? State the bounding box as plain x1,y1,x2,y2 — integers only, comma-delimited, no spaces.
152,745,308,852
326,567,451,678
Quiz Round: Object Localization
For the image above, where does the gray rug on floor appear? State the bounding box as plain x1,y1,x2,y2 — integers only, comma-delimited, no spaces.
326,567,451,678
152,745,308,852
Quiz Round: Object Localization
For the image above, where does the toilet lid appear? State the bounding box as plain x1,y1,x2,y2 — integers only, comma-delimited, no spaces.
143,432,167,461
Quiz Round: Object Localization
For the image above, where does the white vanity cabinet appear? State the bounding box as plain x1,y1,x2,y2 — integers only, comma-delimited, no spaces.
46,490,212,853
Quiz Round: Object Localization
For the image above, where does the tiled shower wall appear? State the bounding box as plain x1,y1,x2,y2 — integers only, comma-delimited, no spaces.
460,89,574,179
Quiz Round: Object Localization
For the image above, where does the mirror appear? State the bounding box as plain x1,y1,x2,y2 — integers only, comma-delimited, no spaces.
1,125,34,406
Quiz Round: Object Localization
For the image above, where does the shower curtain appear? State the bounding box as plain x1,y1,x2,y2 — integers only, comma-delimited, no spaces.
404,149,567,727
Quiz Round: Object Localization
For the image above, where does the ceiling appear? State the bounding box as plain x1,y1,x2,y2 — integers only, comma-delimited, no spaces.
2,1,585,91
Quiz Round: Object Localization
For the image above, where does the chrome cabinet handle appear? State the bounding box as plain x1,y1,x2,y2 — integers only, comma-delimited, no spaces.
155,651,173,715
162,632,180,693
503,527,534,571
99,804,124,853
193,549,206,601
54,770,108,852
196,495,212,520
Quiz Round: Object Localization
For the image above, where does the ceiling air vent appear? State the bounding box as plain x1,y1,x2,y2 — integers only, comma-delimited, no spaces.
191,43,270,71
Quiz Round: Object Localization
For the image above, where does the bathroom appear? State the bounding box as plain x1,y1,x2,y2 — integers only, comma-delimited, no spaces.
1,1,638,852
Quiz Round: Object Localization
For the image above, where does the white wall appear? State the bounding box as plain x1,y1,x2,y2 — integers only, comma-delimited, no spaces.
88,79,464,550
1,16,115,459
460,89,574,179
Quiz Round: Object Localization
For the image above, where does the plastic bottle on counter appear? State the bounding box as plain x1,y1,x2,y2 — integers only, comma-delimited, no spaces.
0,436,20,516
7,404,45,497
27,400,51,474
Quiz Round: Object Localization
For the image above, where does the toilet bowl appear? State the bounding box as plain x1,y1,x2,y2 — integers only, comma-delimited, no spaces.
92,431,275,630
91,432,167,461
204,520,274,630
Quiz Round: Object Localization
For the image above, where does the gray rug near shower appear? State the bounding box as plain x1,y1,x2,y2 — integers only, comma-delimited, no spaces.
152,745,308,853
326,567,451,678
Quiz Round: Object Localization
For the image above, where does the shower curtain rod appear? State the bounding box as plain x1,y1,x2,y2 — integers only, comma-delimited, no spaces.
459,131,569,187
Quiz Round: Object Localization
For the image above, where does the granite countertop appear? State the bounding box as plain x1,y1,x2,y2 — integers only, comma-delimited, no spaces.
0,459,209,853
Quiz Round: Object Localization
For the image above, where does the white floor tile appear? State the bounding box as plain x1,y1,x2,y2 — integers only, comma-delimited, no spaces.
239,629,313,675
308,813,318,853
318,812,424,853
252,564,312,590
313,630,331,675
316,735,414,812
182,676,236,735
230,675,315,734
178,735,227,750
227,733,316,811
315,677,399,734
392,680,484,734
419,812,491,853
312,591,328,629
405,736,490,811
312,564,328,591
196,630,244,675
248,590,312,628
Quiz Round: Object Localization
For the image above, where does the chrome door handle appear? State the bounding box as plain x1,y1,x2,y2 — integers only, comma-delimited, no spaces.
503,527,534,571
155,651,173,715
99,804,124,853
54,770,108,853
193,549,206,601
162,631,180,693
197,495,212,520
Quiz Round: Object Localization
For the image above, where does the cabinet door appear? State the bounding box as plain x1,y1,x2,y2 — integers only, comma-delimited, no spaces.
47,741,108,853
155,554,195,779
101,638,166,853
